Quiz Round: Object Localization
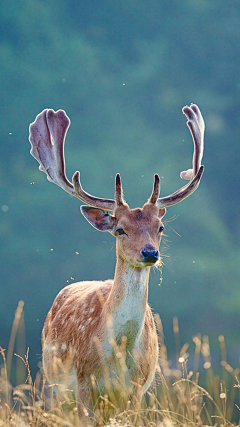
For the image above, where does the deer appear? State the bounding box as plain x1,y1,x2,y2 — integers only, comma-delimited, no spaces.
29,104,205,425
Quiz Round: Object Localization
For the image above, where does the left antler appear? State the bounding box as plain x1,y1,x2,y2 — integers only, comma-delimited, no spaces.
154,104,205,208
181,104,205,179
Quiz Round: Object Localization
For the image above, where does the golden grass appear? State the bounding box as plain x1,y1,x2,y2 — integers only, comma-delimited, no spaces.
0,303,240,426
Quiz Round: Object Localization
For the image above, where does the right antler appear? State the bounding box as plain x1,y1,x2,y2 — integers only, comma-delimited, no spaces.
29,109,117,211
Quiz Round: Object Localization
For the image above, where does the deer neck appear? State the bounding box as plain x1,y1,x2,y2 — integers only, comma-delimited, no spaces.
105,255,150,346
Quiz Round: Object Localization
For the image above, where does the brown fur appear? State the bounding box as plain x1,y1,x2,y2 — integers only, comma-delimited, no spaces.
42,204,165,425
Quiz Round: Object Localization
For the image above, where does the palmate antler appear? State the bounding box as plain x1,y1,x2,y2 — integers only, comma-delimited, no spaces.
29,104,204,210
149,104,204,207
29,109,116,210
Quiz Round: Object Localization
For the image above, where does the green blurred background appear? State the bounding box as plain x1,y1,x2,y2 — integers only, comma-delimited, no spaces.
0,0,240,379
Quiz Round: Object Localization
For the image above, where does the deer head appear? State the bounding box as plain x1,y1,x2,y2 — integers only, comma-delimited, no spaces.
29,104,204,269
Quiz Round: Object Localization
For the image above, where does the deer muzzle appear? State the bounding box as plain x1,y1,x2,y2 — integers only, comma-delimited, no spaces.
140,244,159,264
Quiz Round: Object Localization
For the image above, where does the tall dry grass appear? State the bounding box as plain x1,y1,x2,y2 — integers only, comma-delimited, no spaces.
0,302,239,426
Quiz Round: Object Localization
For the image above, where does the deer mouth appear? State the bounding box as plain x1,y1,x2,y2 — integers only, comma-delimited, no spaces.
142,259,160,267
132,258,160,268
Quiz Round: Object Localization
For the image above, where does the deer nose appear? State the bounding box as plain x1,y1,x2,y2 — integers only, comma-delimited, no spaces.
141,244,159,263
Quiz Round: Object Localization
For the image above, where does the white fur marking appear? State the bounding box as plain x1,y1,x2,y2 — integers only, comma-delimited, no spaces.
112,268,148,343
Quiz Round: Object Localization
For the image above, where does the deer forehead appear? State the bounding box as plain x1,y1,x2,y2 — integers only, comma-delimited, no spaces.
115,206,161,230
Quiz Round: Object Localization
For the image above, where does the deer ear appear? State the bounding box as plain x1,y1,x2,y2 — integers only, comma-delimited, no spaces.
80,206,115,232
158,208,166,219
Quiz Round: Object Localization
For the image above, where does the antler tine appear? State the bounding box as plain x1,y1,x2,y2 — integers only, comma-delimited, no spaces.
29,109,116,211
156,104,205,208
115,173,125,206
148,174,161,205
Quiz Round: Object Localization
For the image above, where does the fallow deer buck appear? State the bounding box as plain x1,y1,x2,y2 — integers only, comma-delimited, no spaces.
29,104,204,425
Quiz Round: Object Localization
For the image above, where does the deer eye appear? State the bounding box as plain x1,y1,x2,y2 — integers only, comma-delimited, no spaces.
116,228,126,236
159,225,164,233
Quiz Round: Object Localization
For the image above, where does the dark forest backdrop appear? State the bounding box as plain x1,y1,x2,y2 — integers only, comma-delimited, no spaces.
0,0,240,378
